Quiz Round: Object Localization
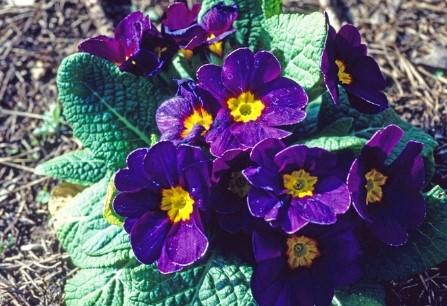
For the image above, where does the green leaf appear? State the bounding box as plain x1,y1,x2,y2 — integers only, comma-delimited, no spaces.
57,53,166,169
318,117,354,136
262,0,282,18
35,149,107,185
291,100,321,138
332,282,385,306
199,0,264,49
261,13,327,98
301,135,366,153
363,186,447,281
55,176,133,269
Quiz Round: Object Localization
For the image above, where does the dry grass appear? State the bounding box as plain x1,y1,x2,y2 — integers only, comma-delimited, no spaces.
0,0,446,305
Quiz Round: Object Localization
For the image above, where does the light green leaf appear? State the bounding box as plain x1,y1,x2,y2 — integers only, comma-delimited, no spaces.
103,176,124,227
35,149,107,185
57,53,166,169
302,135,366,152
199,0,264,49
332,282,385,306
261,13,327,98
262,0,282,18
363,186,447,281
55,176,133,269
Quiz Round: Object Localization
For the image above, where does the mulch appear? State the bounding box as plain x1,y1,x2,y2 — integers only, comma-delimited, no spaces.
0,0,446,305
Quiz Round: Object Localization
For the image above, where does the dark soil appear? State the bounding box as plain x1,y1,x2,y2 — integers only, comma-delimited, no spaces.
0,0,446,305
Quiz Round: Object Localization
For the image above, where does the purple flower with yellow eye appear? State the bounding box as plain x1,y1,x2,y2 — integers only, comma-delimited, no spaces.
112,142,211,273
242,138,351,234
321,22,389,114
347,124,426,246
156,80,219,145
79,11,177,77
211,149,255,233
251,220,362,306
163,2,238,58
197,48,308,156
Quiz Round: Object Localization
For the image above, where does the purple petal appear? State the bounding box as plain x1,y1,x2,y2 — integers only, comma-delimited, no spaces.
347,91,389,114
315,176,351,214
348,56,386,90
114,11,151,56
181,161,211,209
211,148,249,182
231,122,291,148
367,214,408,246
250,138,286,170
156,96,194,141
259,77,308,113
162,2,200,31
199,3,238,36
363,124,403,164
252,231,283,262
247,188,280,218
197,64,230,104
321,25,339,105
222,48,254,94
206,110,244,156
177,144,210,171
347,159,370,221
252,51,282,84
123,217,138,233
292,197,337,225
243,166,281,193
335,24,368,60
281,205,309,233
114,148,150,192
165,212,209,265
78,35,124,64
388,141,425,189
119,49,161,77
130,211,170,264
113,189,160,218
144,141,178,188
252,259,289,306
157,244,184,274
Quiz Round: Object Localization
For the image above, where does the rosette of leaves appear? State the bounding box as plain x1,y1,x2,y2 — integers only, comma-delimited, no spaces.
35,0,447,305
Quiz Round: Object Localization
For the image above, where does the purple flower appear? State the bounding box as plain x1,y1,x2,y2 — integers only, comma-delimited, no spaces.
156,80,220,145
197,48,308,156
251,221,362,306
79,11,177,77
321,22,389,113
347,124,426,246
242,138,351,234
112,142,211,273
163,2,238,57
211,148,255,233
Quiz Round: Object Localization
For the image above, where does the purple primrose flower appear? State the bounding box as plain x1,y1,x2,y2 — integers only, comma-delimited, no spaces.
321,22,389,113
347,124,426,246
79,11,177,77
251,221,362,306
163,2,238,58
211,148,255,233
243,138,351,234
112,142,211,273
156,80,220,145
197,48,308,156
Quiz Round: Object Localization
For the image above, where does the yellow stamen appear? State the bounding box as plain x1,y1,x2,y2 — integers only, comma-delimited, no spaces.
364,169,387,205
286,235,320,269
335,59,353,85
160,186,194,223
283,169,318,198
179,48,193,60
227,171,250,198
181,107,213,139
207,34,223,57
227,91,265,123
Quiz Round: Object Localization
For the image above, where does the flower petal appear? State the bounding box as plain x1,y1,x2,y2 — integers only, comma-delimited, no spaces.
347,159,370,221
231,122,291,148
114,148,150,192
113,189,160,218
363,124,403,165
387,141,425,189
114,11,151,55
156,96,194,141
292,197,337,225
252,231,283,263
250,138,286,170
130,211,170,264
367,214,408,246
78,35,124,64
252,51,281,84
247,188,279,218
144,141,178,188
315,176,351,214
157,244,184,274
197,64,230,103
199,3,238,36
243,166,281,193
222,48,254,94
259,77,308,113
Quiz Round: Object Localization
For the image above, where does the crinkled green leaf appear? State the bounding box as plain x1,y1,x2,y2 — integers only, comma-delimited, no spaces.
332,282,385,306
35,149,107,185
301,135,366,153
199,0,264,49
319,89,437,173
363,186,447,281
57,53,166,170
55,176,132,269
261,13,327,98
261,0,282,18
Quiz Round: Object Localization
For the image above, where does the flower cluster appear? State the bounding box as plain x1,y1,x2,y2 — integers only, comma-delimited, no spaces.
78,4,432,306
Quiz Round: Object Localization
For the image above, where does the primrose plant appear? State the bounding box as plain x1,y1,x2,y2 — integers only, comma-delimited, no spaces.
35,1,447,305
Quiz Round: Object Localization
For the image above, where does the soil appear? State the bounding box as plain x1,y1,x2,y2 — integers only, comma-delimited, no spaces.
0,0,446,305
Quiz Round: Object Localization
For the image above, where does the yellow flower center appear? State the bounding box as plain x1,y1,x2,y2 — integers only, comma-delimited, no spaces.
227,171,250,198
160,186,194,223
335,59,353,85
208,34,223,57
286,235,320,269
364,169,387,205
283,169,318,198
181,107,213,139
227,91,265,123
